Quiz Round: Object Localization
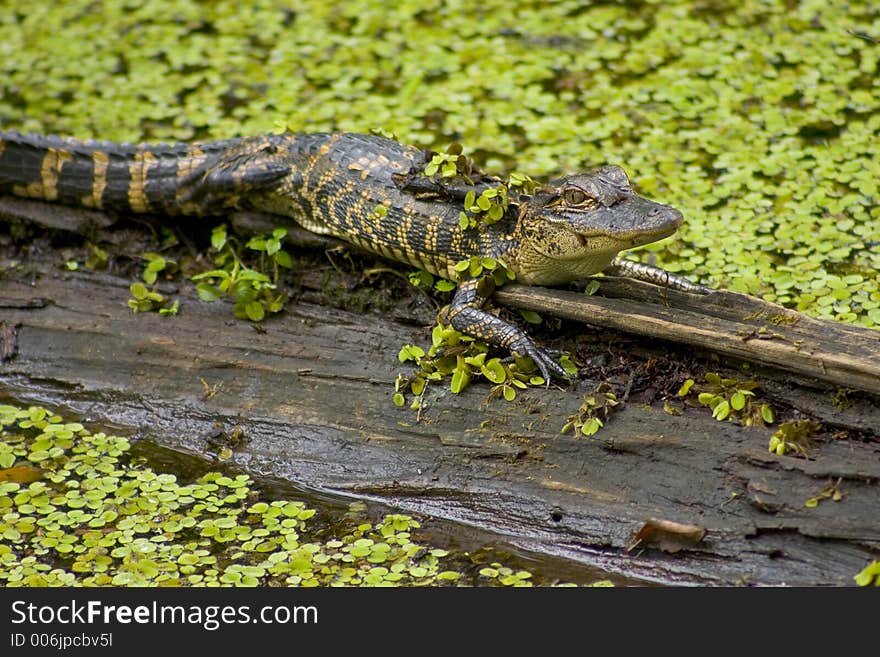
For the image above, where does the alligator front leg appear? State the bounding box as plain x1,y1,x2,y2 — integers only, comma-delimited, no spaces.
605,256,711,294
439,277,568,381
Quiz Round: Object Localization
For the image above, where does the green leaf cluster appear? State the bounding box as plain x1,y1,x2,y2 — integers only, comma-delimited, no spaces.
854,561,880,587
477,563,535,587
247,228,293,266
86,244,109,270
459,186,506,229
192,225,289,322
407,269,457,293
451,256,516,284
394,324,547,408
678,373,774,426
127,253,179,315
458,171,537,231
768,419,821,457
803,478,842,508
561,383,620,437
424,143,473,180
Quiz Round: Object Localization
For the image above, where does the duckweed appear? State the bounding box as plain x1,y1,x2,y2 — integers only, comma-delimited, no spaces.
855,561,880,587
395,324,549,408
1,404,592,587
0,0,876,328
678,373,774,426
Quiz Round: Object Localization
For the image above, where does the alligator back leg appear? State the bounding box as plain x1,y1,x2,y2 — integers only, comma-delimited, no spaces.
0,131,294,217
439,275,568,381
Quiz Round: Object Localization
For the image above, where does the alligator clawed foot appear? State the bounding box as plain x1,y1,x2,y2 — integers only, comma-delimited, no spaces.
510,340,570,385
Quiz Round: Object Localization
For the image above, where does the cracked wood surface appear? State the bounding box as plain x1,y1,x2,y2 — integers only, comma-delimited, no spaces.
6,194,879,396
496,280,880,397
1,255,878,585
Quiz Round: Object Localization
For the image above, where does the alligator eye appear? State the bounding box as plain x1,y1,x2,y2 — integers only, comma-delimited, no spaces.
563,188,594,207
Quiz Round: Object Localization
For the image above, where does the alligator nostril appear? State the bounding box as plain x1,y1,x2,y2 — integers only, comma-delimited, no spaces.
650,205,683,225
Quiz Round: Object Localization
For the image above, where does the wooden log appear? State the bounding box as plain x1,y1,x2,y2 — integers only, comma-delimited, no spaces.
495,282,880,396
0,196,114,233
5,194,876,396
1,251,878,586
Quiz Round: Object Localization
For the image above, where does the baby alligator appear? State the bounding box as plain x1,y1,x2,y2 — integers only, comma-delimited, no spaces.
0,130,704,379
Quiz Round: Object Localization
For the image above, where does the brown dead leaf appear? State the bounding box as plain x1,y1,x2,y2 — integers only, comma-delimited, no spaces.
0,465,44,484
628,517,707,553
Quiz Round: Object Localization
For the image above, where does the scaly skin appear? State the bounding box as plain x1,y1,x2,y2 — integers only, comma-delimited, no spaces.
0,130,704,379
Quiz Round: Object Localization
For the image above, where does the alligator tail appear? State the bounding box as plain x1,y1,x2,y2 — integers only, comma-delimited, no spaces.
0,131,269,215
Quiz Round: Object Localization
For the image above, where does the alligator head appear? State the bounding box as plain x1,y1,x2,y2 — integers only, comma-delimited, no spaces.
511,165,683,286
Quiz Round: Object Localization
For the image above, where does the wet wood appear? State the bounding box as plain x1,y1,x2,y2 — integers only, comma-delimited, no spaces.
2,199,879,585
4,195,878,396
0,196,114,233
1,249,878,586
496,281,880,396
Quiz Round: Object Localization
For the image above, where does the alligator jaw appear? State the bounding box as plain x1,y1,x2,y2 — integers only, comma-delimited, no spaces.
574,203,683,251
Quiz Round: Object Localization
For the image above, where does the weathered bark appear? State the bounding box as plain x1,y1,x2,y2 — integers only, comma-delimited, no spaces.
1,254,878,586
0,196,115,233
1,198,879,585
496,281,880,396
6,195,878,396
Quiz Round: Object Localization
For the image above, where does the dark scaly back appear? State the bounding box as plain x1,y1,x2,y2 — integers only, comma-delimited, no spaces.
0,131,245,215
251,132,497,277
0,130,512,277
